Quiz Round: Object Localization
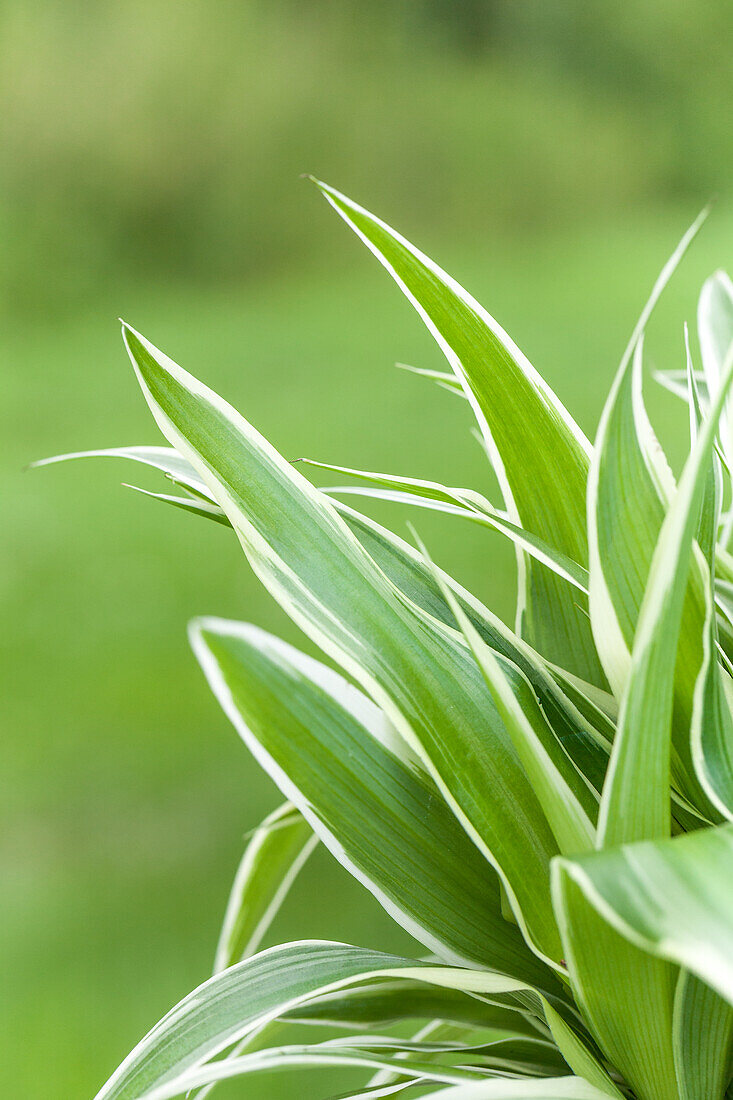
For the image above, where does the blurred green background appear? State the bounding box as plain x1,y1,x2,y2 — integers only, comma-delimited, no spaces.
3,2,732,1096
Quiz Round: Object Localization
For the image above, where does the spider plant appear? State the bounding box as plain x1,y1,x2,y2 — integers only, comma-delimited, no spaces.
41,184,733,1100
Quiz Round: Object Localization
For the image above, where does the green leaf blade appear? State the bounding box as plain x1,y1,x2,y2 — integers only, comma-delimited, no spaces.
122,321,564,966
192,618,552,983
214,802,316,971
312,178,602,685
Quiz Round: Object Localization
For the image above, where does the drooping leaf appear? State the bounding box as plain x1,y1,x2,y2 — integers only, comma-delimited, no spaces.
145,1040,488,1099
214,802,317,971
311,178,602,684
169,1031,575,1096
92,940,544,1100
32,444,211,497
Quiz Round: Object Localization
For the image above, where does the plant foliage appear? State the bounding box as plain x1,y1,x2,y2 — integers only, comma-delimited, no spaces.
42,184,733,1099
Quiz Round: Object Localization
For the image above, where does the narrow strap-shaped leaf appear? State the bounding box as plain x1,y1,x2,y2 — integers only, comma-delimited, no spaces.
333,1086,417,1099
687,331,722,564
32,444,211,497
598,340,733,847
588,339,671,697
687,347,733,822
125,482,231,525
214,802,316,971
553,863,679,1100
122,321,564,965
329,1085,416,1099
588,212,707,693
397,361,466,397
673,970,733,1100
146,1042,488,1099
402,1080,615,1099
418,540,597,856
655,368,710,404
312,178,603,684
553,823,733,1006
692,640,733,822
93,939,542,1100
590,334,723,823
539,1001,623,1100
64,438,608,806
52,439,606,807
321,481,589,593
301,458,495,513
326,505,609,798
191,618,552,983
699,270,733,477
590,336,718,822
288,980,540,1036
366,1020,477,1091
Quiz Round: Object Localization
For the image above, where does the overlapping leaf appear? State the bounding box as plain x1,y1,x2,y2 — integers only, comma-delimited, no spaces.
553,863,678,1100
554,823,733,1007
192,618,552,981
93,940,546,1100
121,321,566,964
597,338,733,846
311,179,602,684
551,340,733,1100
306,459,589,593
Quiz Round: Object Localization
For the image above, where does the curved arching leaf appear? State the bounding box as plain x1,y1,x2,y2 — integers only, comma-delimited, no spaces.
93,940,545,1100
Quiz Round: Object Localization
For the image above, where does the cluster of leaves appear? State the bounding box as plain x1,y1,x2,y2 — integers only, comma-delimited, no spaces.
43,184,733,1099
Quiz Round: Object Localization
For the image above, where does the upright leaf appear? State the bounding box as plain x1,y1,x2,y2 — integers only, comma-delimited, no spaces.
122,321,564,964
597,340,733,847
417,541,597,856
687,347,733,822
673,970,733,1100
553,865,679,1100
698,270,733,477
312,178,602,684
214,802,316,971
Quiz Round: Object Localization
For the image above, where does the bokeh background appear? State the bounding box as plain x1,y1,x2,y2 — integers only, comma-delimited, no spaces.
3,3,733,1096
